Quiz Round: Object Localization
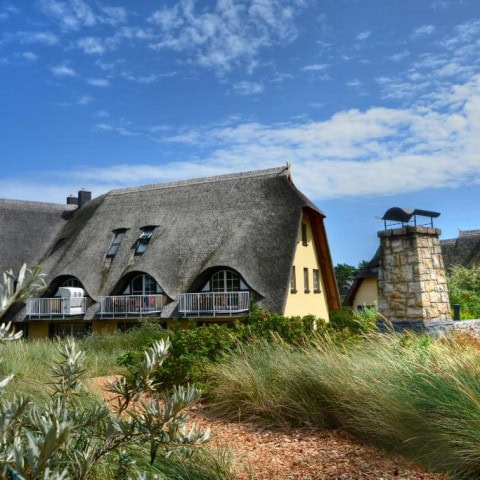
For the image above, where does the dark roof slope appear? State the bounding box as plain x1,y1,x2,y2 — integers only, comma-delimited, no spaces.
38,166,336,315
0,199,74,275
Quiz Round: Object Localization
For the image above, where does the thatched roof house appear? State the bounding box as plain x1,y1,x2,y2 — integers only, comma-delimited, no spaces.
1,166,340,338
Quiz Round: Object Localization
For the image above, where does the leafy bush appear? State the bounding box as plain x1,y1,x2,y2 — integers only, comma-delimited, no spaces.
235,305,321,344
448,265,480,319
0,265,226,480
119,306,326,389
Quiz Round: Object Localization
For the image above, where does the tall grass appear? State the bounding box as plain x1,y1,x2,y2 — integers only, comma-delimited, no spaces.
0,324,167,400
209,332,480,478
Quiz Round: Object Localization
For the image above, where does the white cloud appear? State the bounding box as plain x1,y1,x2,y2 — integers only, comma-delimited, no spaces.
233,81,264,95
78,94,93,105
412,24,436,37
77,37,106,55
19,31,58,45
101,6,127,25
37,0,126,31
51,64,76,76
356,31,371,41
301,63,329,72
388,50,410,62
121,72,159,84
148,0,307,73
346,79,362,87
95,110,110,118
4,75,480,204
21,51,38,61
38,0,96,30
0,4,20,21
87,77,110,87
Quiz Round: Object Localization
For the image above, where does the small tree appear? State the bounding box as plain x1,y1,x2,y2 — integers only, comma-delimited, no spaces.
0,265,210,479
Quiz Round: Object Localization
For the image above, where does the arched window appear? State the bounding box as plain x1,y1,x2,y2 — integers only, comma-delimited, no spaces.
62,278,82,288
122,274,163,295
201,270,248,292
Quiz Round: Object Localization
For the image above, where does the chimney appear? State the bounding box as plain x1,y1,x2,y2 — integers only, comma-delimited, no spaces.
377,207,451,331
78,190,92,208
66,195,78,205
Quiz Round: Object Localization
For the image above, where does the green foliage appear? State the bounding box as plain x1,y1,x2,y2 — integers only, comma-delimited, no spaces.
210,332,480,478
0,264,46,317
0,265,220,480
334,263,360,294
235,305,320,344
448,265,480,319
120,306,326,390
1,327,211,479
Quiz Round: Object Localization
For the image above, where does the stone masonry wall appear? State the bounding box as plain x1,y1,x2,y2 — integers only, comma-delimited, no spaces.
378,226,451,324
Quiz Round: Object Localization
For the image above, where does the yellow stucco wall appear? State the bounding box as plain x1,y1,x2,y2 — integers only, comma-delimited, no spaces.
28,322,49,339
353,278,378,309
283,215,330,321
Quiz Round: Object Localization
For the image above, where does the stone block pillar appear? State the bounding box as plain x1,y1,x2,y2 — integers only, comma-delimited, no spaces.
377,226,451,326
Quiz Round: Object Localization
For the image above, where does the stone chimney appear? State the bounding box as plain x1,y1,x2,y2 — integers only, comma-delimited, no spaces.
377,208,451,329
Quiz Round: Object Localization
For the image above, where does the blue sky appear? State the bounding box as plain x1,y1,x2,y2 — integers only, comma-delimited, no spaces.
1,0,480,266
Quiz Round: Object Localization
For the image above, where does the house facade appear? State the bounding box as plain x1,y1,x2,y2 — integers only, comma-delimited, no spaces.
1,166,340,339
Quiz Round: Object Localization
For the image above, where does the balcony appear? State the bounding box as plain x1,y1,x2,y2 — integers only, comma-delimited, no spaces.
98,294,165,318
178,291,250,317
26,297,87,319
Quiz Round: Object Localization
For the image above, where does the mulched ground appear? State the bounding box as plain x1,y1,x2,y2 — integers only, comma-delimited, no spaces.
90,377,449,480
188,404,448,480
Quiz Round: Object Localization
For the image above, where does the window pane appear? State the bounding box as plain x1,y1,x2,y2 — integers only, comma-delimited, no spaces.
212,271,224,292
131,275,143,294
290,266,296,292
313,269,320,292
304,268,309,292
107,231,125,258
211,270,240,292
135,227,155,255
135,241,148,255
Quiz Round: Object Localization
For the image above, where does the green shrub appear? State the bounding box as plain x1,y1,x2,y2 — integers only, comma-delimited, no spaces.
448,265,480,319
0,265,221,480
235,305,320,344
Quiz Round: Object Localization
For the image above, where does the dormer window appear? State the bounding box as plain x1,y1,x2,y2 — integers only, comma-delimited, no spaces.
106,229,127,258
135,226,156,255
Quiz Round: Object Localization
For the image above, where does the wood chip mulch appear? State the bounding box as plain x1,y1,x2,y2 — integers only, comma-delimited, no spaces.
186,404,448,480
89,376,449,480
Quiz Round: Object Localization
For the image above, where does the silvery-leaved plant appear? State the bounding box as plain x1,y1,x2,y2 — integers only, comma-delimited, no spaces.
0,265,209,479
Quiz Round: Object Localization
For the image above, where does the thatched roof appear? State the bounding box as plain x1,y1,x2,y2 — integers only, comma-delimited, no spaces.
441,230,480,270
0,199,75,276
4,166,338,318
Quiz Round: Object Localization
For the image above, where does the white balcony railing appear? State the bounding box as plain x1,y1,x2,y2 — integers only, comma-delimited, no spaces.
178,291,249,316
26,297,87,319
98,294,165,318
